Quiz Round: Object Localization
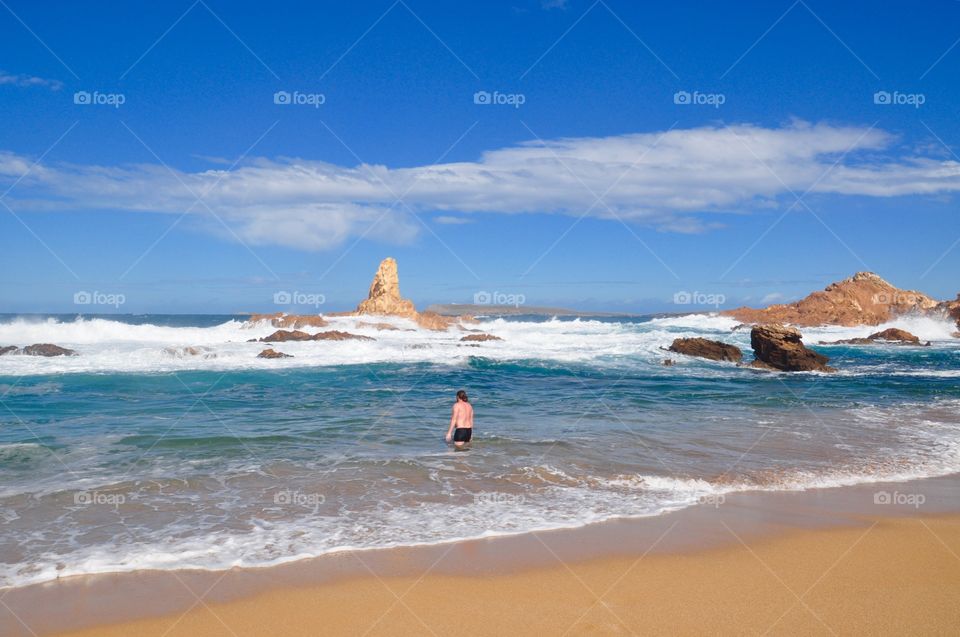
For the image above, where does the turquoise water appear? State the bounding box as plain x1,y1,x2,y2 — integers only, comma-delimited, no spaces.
0,312,958,588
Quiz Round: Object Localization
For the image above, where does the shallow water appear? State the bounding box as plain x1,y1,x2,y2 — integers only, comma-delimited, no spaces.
0,312,958,589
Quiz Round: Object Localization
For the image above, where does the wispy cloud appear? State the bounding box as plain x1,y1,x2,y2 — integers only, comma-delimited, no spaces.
434,215,474,225
2,121,959,251
0,70,63,91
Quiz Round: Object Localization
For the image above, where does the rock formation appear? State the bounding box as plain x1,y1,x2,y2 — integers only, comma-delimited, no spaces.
748,325,835,372
2,344,79,357
257,348,292,359
667,337,743,363
246,313,328,330
460,333,503,342
821,328,926,346
259,329,373,343
163,346,216,358
724,272,938,327
356,257,417,317
939,294,960,330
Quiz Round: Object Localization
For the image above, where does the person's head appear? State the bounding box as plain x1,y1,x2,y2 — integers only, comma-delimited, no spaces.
456,390,469,403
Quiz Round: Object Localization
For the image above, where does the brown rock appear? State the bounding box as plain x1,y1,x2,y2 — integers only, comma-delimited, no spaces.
417,311,454,331
20,344,77,357
311,330,374,342
356,257,417,317
667,338,742,363
257,348,292,359
723,272,938,327
748,325,835,372
260,329,373,342
938,294,960,330
953,332,960,339
163,346,215,358
0,346,16,356
259,330,315,342
821,327,923,346
662,359,675,366
247,313,329,329
460,333,503,342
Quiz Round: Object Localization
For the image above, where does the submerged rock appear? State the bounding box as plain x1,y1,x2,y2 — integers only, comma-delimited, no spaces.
20,344,78,357
260,329,373,343
460,333,503,342
821,327,926,346
748,324,835,372
257,348,292,359
163,346,216,358
667,337,742,363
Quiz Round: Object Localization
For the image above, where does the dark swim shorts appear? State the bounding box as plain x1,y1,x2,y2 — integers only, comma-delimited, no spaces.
453,428,473,443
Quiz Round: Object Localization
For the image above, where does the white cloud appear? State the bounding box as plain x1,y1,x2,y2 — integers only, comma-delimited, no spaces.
434,215,474,225
2,121,959,251
0,71,62,91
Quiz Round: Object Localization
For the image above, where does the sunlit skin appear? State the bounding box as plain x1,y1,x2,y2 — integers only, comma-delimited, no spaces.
445,391,474,447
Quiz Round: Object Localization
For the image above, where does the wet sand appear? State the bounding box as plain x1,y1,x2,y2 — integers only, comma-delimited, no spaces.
3,475,959,636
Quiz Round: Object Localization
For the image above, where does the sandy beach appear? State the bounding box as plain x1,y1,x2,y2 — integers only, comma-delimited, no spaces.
43,513,960,636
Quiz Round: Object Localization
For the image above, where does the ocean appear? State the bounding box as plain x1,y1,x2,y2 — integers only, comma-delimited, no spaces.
0,312,958,590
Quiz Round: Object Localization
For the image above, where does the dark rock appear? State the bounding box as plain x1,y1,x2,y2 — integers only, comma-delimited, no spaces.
748,325,835,372
260,330,315,342
0,346,16,356
20,344,77,357
311,330,375,341
662,359,675,366
667,337,742,363
460,333,503,342
257,348,292,359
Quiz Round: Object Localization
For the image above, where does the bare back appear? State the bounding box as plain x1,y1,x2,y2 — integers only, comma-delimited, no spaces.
452,401,474,429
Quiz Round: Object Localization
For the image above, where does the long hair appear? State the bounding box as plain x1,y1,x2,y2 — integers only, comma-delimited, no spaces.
456,390,469,403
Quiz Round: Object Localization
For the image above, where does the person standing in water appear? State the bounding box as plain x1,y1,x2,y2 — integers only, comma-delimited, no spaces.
445,390,473,447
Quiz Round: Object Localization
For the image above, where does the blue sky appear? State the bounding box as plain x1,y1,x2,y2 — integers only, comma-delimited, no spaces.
1,0,959,314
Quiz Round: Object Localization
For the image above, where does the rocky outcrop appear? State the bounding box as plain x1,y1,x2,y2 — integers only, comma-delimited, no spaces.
259,329,373,343
939,294,960,330
0,346,16,356
257,348,292,359
247,313,328,329
748,325,835,372
460,333,503,342
724,272,938,327
667,337,742,363
821,328,925,346
19,344,78,357
352,258,467,331
356,257,417,317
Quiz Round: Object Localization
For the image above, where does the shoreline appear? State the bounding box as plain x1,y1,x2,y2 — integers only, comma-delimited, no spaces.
3,472,959,636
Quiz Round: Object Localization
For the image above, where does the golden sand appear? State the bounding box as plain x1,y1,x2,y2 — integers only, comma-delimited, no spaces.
50,515,960,636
